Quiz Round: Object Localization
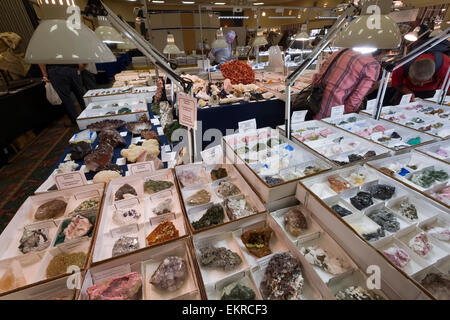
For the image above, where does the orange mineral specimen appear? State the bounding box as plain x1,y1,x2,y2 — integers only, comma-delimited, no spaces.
146,221,179,246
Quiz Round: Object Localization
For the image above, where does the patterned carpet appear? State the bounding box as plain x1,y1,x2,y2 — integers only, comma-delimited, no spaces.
0,120,78,234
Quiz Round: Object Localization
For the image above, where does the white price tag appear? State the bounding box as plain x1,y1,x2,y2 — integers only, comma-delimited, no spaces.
330,105,344,118
162,152,176,162
238,118,257,133
151,118,160,126
399,94,413,105
163,145,171,152
200,145,223,165
54,172,87,190
157,127,164,136
120,132,128,137
291,110,307,123
116,158,126,166
127,161,156,175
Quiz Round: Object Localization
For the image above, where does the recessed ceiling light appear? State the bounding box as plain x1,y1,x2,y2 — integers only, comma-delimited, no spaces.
253,2,264,5
214,2,226,4
182,1,195,4
152,0,165,3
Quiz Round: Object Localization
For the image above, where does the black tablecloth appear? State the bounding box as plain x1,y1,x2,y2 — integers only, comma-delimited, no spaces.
196,98,286,150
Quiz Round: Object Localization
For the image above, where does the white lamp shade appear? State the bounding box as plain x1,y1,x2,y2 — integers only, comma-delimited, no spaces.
335,14,401,50
25,19,116,64
294,31,309,41
253,28,268,47
118,37,137,50
163,34,181,54
95,26,124,44
212,29,228,48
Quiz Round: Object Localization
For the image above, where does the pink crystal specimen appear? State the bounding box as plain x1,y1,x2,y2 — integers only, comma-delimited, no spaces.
320,128,333,138
87,272,142,300
428,227,450,242
373,125,386,133
64,215,93,241
383,247,410,269
409,232,432,257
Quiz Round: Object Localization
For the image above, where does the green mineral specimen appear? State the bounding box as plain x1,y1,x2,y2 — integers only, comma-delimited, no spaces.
267,138,283,148
427,169,449,182
407,137,421,146
151,103,160,116
143,179,174,194
211,168,228,181
118,107,131,114
221,283,256,300
348,117,357,123
192,204,224,230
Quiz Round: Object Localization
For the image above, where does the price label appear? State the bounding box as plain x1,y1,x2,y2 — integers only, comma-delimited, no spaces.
151,118,160,126
110,224,139,239
399,94,413,105
330,105,344,118
157,127,165,136
162,152,176,162
238,118,257,133
200,145,223,165
291,110,308,123
127,161,156,176
54,172,87,190
178,94,198,129
149,212,176,226
92,264,132,284
115,197,139,210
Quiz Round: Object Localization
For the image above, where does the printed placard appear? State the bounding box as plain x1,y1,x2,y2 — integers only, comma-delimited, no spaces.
162,152,176,162
58,237,89,253
120,132,128,137
238,118,257,133
150,189,173,201
74,189,100,201
149,212,176,226
399,94,413,105
25,220,57,231
110,223,139,239
151,118,160,126
157,127,165,136
200,145,223,165
178,94,198,129
330,105,345,118
127,161,156,176
291,110,308,123
54,172,87,190
163,145,172,152
92,264,132,284
115,197,140,210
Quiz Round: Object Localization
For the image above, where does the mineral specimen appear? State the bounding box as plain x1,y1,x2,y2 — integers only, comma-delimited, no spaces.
98,129,126,148
350,192,373,210
0,261,26,293
300,246,348,275
112,236,140,257
87,272,142,300
115,184,138,201
217,181,241,198
397,199,418,221
409,232,432,257
264,176,284,186
383,247,410,269
391,132,401,139
411,169,449,188
46,252,86,278
303,166,322,175
102,163,124,175
367,209,400,233
211,168,228,181
187,189,211,206
420,273,450,300
146,221,179,246
267,138,283,148
352,222,385,241
225,197,257,220
84,143,114,172
56,161,79,174
379,167,395,176
283,208,308,237
153,199,172,216
221,283,256,300
34,199,67,221
141,129,159,141
18,228,50,254
369,184,395,200
192,205,225,230
113,208,141,225
150,256,187,292
331,204,353,217
199,246,242,271
363,150,376,158
348,154,364,162
63,215,93,241
335,286,383,300
93,170,121,184
178,169,204,187
427,227,450,242
125,121,151,135
87,119,125,131
121,140,160,163
70,198,100,217
327,177,351,193
260,252,304,300
143,179,174,194
241,227,272,258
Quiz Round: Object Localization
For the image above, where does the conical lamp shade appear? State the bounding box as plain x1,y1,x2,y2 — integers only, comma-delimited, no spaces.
294,31,309,41
118,37,137,50
212,29,228,48
163,34,181,54
253,28,268,47
95,26,124,44
335,14,401,51
25,19,116,64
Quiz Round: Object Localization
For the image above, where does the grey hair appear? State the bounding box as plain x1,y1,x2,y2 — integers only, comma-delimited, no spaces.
409,58,435,82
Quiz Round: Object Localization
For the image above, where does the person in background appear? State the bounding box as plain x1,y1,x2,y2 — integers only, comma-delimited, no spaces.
79,63,98,91
312,48,387,120
390,52,450,102
39,64,86,126
209,30,236,65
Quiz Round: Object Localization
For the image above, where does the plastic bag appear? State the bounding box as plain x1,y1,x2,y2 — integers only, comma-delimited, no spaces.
45,82,62,105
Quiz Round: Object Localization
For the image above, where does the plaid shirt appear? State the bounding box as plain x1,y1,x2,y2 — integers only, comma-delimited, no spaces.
312,49,381,120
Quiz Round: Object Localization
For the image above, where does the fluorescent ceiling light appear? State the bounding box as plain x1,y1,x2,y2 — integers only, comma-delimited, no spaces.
353,47,378,54
219,16,249,19
214,2,226,4
182,1,195,4
152,0,165,3
268,16,296,19
253,2,264,5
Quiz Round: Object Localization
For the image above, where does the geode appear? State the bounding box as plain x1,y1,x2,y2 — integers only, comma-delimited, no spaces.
146,221,179,246
369,184,395,200
199,246,242,271
115,184,138,201
217,181,241,198
221,283,256,300
187,189,211,206
18,228,50,254
192,204,225,230
98,129,126,148
87,272,142,300
420,273,450,300
283,208,308,237
350,192,373,210
150,256,187,292
87,119,125,131
260,252,304,300
241,227,272,258
70,141,92,161
335,286,383,300
367,209,400,233
112,236,140,257
143,180,174,194
34,199,67,221
331,204,353,217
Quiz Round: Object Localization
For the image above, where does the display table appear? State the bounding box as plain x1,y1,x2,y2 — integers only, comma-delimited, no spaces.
197,98,285,150
96,52,131,79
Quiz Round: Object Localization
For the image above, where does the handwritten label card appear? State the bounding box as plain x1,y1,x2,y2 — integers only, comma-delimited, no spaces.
127,161,156,176
238,119,257,133
291,110,308,123
54,172,87,190
330,105,345,118
200,145,223,165
178,94,198,129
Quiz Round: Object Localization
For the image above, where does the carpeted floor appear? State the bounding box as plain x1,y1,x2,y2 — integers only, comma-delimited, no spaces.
0,119,78,234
